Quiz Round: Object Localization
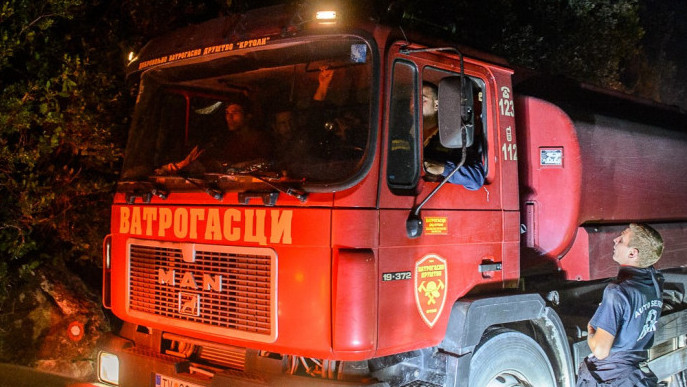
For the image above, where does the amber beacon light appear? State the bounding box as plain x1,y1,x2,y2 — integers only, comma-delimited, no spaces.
315,10,337,24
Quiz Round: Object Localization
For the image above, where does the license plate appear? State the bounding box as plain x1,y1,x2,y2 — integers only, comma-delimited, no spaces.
155,373,205,387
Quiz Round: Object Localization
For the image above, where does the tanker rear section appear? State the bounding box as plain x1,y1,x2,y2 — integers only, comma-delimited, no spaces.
516,79,687,280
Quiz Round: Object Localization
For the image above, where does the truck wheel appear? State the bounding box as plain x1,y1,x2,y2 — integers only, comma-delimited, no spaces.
469,329,556,387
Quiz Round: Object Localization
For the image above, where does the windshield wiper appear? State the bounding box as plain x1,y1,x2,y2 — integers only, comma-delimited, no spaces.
123,181,169,204
224,160,308,203
250,173,308,202
165,170,224,201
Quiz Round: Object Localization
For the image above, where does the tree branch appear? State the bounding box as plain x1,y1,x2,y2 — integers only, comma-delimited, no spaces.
20,13,60,36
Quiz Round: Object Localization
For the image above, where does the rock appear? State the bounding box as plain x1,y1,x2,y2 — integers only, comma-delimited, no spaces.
0,263,111,381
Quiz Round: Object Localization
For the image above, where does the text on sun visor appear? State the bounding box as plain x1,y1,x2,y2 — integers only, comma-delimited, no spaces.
137,37,271,71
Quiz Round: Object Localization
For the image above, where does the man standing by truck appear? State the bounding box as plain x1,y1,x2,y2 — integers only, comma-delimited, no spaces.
577,223,665,386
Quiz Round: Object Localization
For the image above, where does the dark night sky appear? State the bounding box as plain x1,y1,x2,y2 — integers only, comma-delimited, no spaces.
640,0,687,110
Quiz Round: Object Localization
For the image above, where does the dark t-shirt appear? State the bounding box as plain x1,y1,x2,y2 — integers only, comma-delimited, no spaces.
590,266,663,352
198,127,272,172
580,266,663,385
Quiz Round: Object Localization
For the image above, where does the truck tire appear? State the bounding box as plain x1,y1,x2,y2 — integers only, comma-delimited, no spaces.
469,329,556,387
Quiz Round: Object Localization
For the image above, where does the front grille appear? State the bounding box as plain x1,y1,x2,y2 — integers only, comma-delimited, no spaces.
163,332,247,370
128,239,276,340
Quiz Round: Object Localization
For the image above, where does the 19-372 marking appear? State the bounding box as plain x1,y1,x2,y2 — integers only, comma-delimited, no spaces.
382,271,412,281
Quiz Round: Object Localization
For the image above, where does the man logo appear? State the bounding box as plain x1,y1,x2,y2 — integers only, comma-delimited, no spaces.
179,292,200,316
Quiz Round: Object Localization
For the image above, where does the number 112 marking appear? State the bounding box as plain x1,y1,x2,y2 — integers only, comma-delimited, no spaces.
502,143,518,161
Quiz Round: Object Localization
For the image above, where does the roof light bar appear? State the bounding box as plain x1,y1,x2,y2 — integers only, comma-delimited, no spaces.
315,10,337,21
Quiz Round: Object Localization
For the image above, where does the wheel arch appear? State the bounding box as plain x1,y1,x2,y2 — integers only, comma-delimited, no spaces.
439,293,576,387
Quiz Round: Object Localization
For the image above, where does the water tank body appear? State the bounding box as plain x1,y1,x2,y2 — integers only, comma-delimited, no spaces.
516,96,582,260
515,84,687,280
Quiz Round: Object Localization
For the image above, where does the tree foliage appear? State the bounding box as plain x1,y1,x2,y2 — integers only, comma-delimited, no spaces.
394,0,645,90
0,0,125,299
633,0,687,107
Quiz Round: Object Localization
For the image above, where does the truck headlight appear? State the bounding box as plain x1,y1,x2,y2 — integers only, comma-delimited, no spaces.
98,351,120,385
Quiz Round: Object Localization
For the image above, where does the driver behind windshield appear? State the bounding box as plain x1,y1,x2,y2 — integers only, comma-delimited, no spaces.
156,100,272,174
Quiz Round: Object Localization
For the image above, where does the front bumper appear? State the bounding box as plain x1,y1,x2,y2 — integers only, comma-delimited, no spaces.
97,333,385,387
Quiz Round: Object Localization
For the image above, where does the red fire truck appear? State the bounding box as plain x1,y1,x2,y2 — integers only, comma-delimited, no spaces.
99,3,687,386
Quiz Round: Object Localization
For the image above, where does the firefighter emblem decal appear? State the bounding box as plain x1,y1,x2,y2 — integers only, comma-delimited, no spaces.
415,254,448,327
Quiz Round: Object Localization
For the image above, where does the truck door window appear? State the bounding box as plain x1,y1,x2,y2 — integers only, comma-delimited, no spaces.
422,66,487,187
387,60,420,193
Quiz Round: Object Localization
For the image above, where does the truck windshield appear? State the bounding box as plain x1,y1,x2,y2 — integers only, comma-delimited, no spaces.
121,36,373,190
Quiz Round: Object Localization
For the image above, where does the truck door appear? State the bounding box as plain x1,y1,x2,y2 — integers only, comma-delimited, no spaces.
377,43,511,352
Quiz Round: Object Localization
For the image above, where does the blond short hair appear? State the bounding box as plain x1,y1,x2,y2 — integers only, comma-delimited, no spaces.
629,223,664,268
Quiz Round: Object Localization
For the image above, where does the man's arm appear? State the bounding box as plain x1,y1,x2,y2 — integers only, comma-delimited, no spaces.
587,323,615,359
424,160,485,190
442,160,485,190
313,67,333,101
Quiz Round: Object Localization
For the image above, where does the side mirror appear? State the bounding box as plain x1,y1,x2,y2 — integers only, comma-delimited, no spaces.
406,213,423,238
438,76,474,148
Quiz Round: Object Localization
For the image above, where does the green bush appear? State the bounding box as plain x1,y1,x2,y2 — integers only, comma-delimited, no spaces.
0,0,124,302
